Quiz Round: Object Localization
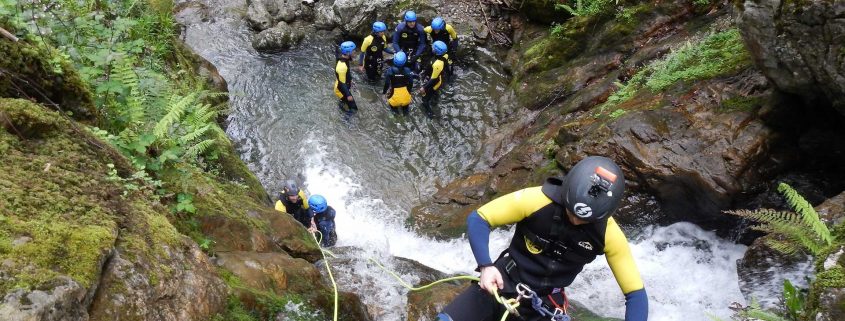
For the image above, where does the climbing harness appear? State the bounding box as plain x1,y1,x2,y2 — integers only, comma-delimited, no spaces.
515,283,572,321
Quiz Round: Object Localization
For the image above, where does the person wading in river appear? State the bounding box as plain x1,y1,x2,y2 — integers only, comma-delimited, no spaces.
419,41,450,118
392,10,426,72
382,51,415,116
334,41,358,113
424,17,457,80
436,156,649,321
358,21,394,82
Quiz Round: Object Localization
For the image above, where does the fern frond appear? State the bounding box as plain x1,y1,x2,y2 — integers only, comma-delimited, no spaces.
726,209,799,226
113,58,146,125
778,183,832,246
184,139,215,160
153,92,196,138
180,124,212,144
763,238,801,256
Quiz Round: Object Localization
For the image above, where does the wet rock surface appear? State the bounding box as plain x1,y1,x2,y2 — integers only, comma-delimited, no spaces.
735,0,845,115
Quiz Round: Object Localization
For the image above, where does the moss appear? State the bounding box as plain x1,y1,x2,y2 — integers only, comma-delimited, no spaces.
718,96,762,113
815,266,845,288
0,99,120,294
0,33,97,122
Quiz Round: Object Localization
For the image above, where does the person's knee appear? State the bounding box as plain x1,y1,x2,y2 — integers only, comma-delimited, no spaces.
436,313,453,321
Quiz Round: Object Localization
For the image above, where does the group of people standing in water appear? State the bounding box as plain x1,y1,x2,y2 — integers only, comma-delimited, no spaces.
333,11,458,118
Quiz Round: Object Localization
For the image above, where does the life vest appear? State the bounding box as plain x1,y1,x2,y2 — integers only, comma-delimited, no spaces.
430,28,451,47
397,24,421,51
505,178,608,290
388,67,410,89
364,34,386,66
423,54,449,91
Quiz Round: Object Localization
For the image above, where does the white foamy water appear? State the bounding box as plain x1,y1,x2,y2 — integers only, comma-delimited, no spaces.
299,133,758,321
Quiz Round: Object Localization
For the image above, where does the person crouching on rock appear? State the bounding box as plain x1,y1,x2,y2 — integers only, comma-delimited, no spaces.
435,156,649,321
383,52,415,116
274,180,312,228
334,41,358,114
359,21,394,82
308,194,337,247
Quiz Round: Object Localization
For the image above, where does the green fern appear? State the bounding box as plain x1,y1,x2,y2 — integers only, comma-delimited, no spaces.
153,92,197,138
727,183,833,256
180,124,213,144
112,57,146,125
185,139,215,160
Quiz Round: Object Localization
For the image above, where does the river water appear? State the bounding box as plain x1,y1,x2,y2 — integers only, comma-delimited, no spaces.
180,14,772,321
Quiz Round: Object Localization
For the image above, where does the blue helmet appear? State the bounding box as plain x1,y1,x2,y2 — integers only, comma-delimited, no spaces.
372,21,387,33
393,51,407,67
404,11,417,22
340,41,356,55
309,195,328,213
431,17,445,31
433,41,447,56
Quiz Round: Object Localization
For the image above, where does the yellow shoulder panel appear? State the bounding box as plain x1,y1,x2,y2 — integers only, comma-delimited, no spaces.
361,35,374,50
275,200,287,213
431,59,444,79
604,217,645,294
424,26,432,34
477,186,552,227
336,61,348,83
299,190,309,209
446,24,457,40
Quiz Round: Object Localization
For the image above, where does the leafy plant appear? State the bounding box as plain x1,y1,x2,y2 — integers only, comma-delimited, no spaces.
727,183,833,256
556,0,617,18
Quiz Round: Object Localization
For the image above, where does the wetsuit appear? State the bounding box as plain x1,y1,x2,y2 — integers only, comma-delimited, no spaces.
437,182,649,321
334,56,357,112
420,54,449,117
424,24,458,79
359,33,394,81
274,190,311,227
313,206,337,247
383,65,415,115
392,22,427,71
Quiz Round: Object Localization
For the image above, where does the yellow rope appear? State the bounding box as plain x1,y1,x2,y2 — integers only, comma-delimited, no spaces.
368,257,519,320
312,231,339,321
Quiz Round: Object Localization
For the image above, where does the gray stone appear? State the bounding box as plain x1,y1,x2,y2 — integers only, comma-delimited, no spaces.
736,0,845,115
0,277,89,321
252,21,305,52
246,0,274,31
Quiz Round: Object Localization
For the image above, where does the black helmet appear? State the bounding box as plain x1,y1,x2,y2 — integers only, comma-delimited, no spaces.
282,180,300,197
543,156,625,222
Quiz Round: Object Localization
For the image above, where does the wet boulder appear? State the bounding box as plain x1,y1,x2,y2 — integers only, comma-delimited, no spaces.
252,21,306,52
246,0,274,31
735,0,845,115
0,277,90,321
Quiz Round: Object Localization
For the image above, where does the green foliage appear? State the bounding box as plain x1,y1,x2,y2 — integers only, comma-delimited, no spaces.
783,279,806,320
556,0,616,17
217,270,325,321
727,183,832,256
598,29,752,115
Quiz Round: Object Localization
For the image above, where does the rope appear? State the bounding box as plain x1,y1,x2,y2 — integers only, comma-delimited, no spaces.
312,231,339,321
367,257,520,321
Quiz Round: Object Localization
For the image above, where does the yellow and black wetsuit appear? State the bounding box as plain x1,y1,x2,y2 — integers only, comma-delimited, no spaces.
420,54,449,117
424,23,458,55
359,33,393,81
382,65,414,115
437,182,648,321
275,190,311,227
333,56,357,111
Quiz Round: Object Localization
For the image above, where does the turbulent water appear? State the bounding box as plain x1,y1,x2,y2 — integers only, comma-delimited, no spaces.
181,14,803,321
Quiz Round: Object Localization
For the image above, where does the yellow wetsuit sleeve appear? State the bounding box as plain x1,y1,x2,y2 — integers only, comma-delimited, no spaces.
299,190,309,209
336,61,348,84
604,217,645,294
446,24,457,40
424,26,432,34
275,200,287,213
476,186,552,227
361,36,373,52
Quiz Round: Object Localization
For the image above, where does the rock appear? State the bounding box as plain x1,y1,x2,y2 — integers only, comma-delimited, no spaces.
0,277,89,321
519,0,569,24
817,191,845,227
313,0,340,30
406,281,471,321
333,0,396,35
262,0,310,23
88,241,227,320
252,21,305,52
217,251,371,321
246,0,274,31
735,234,813,309
735,0,845,115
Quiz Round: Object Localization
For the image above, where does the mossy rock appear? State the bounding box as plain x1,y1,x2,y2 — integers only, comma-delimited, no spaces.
520,0,570,24
0,99,119,295
0,30,97,123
